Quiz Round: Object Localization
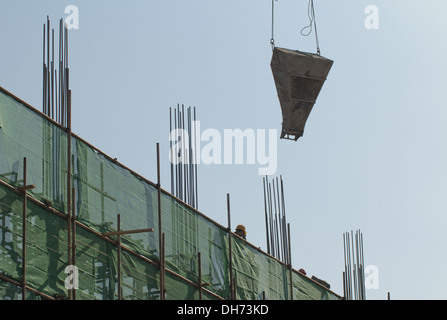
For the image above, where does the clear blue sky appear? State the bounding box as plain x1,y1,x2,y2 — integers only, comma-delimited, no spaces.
2,0,447,300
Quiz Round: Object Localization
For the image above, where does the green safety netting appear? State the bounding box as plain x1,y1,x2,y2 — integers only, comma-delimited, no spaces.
0,88,341,300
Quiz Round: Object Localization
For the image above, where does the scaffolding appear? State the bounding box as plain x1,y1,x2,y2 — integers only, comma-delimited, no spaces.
0,87,341,300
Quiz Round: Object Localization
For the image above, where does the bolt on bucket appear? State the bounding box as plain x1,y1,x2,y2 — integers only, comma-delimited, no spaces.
271,47,333,141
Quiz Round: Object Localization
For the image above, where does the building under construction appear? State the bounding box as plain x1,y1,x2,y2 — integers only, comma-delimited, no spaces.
0,11,349,300
0,85,343,300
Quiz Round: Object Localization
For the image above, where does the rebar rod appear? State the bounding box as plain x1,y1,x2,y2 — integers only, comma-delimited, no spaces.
227,193,234,300
71,187,76,300
263,177,270,255
193,107,198,209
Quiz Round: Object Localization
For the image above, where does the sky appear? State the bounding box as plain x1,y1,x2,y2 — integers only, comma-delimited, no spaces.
1,0,447,300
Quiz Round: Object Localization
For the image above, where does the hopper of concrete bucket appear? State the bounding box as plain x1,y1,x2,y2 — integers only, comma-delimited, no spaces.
271,47,333,141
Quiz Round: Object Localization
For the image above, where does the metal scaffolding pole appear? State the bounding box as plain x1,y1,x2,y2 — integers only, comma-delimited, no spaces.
227,193,234,300
21,157,27,300
198,252,202,300
71,187,76,300
102,214,154,300
117,214,122,300
18,158,36,300
156,142,165,300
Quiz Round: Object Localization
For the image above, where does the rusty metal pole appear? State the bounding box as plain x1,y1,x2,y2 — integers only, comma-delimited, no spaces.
169,108,174,195
156,143,165,300
287,223,293,300
193,107,198,209
161,233,166,300
226,193,233,300
343,272,346,300
42,23,46,114
263,177,270,255
232,277,237,300
198,252,202,300
46,16,50,115
22,157,27,300
71,187,76,300
66,88,75,300
18,160,35,301
67,189,71,300
117,214,122,300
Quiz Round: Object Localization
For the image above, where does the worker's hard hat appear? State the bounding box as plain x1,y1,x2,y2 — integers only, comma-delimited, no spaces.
236,225,246,234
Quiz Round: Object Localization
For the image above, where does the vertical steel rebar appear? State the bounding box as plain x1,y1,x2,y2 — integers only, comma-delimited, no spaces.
275,178,284,261
275,215,280,260
227,193,234,300
343,233,347,300
360,231,366,300
342,271,346,300
355,231,360,299
263,177,270,255
193,107,198,209
178,105,183,201
187,107,191,206
271,181,277,259
170,105,199,209
280,176,288,264
287,223,293,300
46,16,50,115
182,105,186,202
169,108,174,195
42,23,46,114
174,109,178,198
268,181,274,257
343,230,366,300
262,176,289,264
58,19,62,124
347,232,352,300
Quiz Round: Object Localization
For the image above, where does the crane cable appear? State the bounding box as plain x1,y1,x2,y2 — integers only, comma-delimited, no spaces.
300,0,321,55
270,0,321,55
270,0,277,50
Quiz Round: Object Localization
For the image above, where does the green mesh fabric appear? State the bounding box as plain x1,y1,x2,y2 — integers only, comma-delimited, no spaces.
0,88,341,300
0,183,68,298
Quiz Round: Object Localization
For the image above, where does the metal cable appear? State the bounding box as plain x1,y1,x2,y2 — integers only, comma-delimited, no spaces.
300,0,321,55
270,0,276,50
